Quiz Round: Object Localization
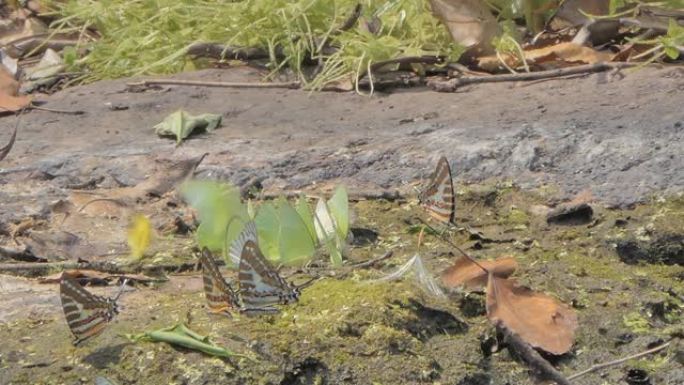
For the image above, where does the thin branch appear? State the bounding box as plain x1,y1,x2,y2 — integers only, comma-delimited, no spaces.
429,62,642,92
567,341,672,381
348,250,393,269
30,105,85,115
503,327,572,385
369,55,444,73
186,43,278,60
126,79,300,89
0,112,20,161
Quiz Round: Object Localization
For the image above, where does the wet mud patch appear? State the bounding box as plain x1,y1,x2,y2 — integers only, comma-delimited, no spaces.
0,185,683,384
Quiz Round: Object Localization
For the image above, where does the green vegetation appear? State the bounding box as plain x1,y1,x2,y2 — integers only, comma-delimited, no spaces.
46,0,462,87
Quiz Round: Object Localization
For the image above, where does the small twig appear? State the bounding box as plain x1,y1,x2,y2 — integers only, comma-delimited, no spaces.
567,340,672,381
503,327,571,385
0,259,202,276
259,189,404,202
429,62,642,92
337,4,363,33
30,105,85,115
0,112,20,161
348,250,393,269
369,56,444,73
126,79,300,89
186,43,280,61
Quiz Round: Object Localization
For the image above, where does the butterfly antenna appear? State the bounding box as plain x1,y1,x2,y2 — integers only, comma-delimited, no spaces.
113,278,130,302
417,218,489,274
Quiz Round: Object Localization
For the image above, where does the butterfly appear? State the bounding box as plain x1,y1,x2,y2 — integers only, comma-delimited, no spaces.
59,272,123,345
419,156,455,224
198,247,241,316
231,221,302,314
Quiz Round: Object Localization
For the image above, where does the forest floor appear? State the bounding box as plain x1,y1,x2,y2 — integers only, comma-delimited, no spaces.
0,65,683,385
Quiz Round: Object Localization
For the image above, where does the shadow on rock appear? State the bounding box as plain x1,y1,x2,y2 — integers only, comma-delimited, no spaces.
616,234,684,266
395,298,468,341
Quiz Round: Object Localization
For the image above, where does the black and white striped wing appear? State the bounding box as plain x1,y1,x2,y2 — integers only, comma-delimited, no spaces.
419,156,455,224
236,222,299,313
60,273,117,345
199,248,240,316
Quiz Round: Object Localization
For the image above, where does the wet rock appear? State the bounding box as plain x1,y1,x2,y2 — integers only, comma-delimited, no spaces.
546,203,593,225
616,234,684,266
281,357,328,385
626,368,651,385
459,292,487,318
457,372,491,385
350,227,378,246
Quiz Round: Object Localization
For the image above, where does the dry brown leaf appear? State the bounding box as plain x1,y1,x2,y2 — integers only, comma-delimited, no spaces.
486,274,578,355
441,256,517,289
477,42,614,72
429,0,499,54
0,66,31,113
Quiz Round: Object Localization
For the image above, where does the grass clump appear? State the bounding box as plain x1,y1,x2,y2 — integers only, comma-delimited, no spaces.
45,0,463,88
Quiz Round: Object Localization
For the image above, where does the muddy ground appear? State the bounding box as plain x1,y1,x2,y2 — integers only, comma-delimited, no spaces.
0,66,683,385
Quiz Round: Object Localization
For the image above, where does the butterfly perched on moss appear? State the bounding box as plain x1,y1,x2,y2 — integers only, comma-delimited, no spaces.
419,156,455,224
60,273,125,345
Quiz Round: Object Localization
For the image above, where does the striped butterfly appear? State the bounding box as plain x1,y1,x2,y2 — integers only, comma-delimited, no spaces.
198,247,241,316
59,272,124,345
230,221,301,314
419,156,455,224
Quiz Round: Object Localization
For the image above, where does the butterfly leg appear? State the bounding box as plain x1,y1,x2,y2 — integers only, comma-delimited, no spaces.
207,306,234,318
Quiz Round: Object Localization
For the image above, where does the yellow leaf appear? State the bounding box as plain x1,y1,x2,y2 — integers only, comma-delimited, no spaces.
128,214,152,260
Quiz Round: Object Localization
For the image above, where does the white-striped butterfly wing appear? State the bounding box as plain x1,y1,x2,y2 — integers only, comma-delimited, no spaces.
199,248,240,316
419,156,455,224
60,273,118,345
236,222,299,311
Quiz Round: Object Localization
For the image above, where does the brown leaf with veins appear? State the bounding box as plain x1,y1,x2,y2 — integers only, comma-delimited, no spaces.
486,274,578,355
441,256,517,289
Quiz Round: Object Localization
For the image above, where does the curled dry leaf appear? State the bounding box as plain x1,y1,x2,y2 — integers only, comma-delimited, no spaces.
429,0,499,54
486,274,578,355
441,256,517,289
477,42,615,73
0,66,31,114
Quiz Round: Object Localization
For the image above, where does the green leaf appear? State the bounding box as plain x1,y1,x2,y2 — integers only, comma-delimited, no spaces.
278,200,315,266
254,202,280,262
665,46,680,60
126,323,253,360
327,185,349,240
295,195,317,244
313,198,343,266
154,110,222,144
180,180,248,266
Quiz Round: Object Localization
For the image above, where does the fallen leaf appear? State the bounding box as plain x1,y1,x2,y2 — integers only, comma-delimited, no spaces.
486,274,578,355
441,256,517,289
477,42,615,72
0,66,31,113
429,0,499,54
154,110,221,144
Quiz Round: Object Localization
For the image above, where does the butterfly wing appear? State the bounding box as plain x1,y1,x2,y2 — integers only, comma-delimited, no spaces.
199,248,240,316
59,273,117,345
236,222,299,312
419,156,455,224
